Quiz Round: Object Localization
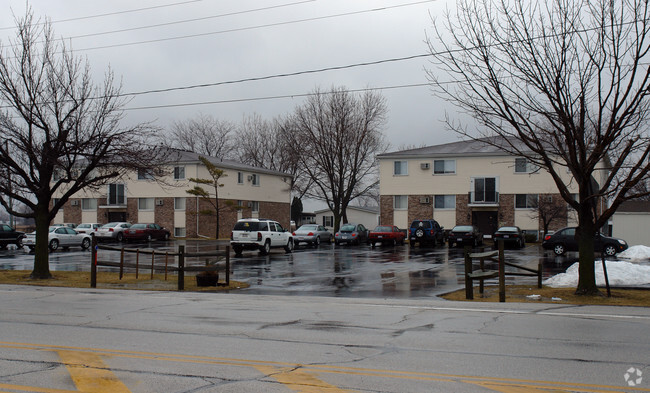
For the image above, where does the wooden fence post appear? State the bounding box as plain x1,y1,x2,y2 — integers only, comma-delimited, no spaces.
119,247,124,280
225,245,230,286
90,236,97,288
464,245,473,300
498,240,505,302
178,245,185,291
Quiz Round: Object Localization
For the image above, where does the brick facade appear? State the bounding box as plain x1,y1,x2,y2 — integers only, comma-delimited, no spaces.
379,195,393,225
62,200,82,224
498,194,515,227
407,195,433,224
455,194,470,225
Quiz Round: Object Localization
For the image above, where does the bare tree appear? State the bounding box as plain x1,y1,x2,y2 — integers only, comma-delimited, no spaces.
186,156,229,238
0,11,157,278
166,113,236,158
286,87,388,232
528,195,568,238
426,0,650,294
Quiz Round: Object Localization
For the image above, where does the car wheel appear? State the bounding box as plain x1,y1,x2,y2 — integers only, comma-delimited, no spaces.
314,236,320,247
260,240,271,255
519,239,525,249
49,239,59,251
116,232,124,242
553,244,566,255
604,244,617,257
284,239,294,253
81,238,91,250
15,238,23,248
233,245,243,255
415,229,425,239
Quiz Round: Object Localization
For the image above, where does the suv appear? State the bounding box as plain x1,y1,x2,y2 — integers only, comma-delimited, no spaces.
409,219,445,246
231,219,294,255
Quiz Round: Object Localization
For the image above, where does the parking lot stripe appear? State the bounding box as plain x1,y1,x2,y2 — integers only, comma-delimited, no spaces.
56,351,131,393
253,365,351,393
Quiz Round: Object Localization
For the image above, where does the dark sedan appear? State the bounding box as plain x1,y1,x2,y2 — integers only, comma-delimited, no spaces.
0,224,25,249
542,227,628,256
123,223,171,242
493,226,526,249
448,225,483,247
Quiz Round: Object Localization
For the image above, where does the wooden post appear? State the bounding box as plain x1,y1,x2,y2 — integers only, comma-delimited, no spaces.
135,249,139,279
498,240,505,302
478,255,486,295
164,252,169,281
90,236,97,288
464,245,473,300
178,245,185,291
119,247,124,280
151,250,155,280
537,260,543,288
225,245,230,286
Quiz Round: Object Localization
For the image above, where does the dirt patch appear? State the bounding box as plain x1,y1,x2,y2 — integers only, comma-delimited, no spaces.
441,285,650,306
0,270,249,292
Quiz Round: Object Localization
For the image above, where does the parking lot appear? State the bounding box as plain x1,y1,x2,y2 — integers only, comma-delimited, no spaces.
0,239,583,298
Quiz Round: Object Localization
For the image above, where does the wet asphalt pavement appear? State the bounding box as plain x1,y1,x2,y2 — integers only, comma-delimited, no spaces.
0,239,585,298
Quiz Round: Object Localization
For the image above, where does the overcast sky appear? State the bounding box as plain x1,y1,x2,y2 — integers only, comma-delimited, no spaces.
0,0,468,151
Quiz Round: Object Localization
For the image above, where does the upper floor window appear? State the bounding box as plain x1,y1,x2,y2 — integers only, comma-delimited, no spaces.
174,197,186,211
434,195,456,209
137,168,154,180
515,194,538,209
394,195,408,210
174,166,185,180
471,177,498,203
81,198,97,211
434,159,456,174
237,172,244,184
393,161,408,175
108,184,125,205
251,174,260,186
514,158,538,173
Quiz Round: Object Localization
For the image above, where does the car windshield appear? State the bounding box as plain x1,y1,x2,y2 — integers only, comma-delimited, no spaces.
234,221,260,231
453,226,473,232
298,225,318,231
497,227,519,233
48,227,57,233
340,224,356,232
131,224,147,229
374,226,392,232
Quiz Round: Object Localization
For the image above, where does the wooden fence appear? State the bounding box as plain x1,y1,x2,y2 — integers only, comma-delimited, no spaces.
90,237,230,290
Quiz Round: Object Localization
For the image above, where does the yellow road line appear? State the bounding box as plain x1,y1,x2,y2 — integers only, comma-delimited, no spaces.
0,383,78,393
254,365,351,393
56,351,131,393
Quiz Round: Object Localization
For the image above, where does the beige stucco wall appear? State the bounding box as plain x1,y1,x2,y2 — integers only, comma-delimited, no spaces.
611,213,650,246
393,209,408,229
433,209,456,230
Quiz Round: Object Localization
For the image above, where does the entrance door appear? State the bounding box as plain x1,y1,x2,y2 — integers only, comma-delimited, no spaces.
472,211,498,237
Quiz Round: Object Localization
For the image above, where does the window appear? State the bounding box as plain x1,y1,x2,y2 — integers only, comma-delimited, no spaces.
514,158,538,173
138,198,154,210
174,197,186,210
174,227,186,237
394,195,408,209
108,184,125,205
515,194,538,209
434,195,456,209
472,177,498,203
393,161,408,175
251,174,260,186
323,216,334,227
137,169,154,180
251,201,259,212
237,172,244,184
434,160,456,174
174,166,185,180
81,198,97,211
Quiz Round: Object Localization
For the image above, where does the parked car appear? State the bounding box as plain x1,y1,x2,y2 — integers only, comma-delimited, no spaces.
448,225,483,247
334,223,369,245
23,226,92,251
0,224,25,249
292,224,332,247
368,225,406,247
409,219,445,246
542,227,628,256
493,226,526,249
230,218,294,255
95,222,132,242
51,223,77,229
123,223,171,242
75,223,102,235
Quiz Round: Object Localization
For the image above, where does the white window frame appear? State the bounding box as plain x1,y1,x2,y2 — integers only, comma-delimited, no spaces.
138,198,155,211
251,201,260,213
434,195,456,209
323,216,334,227
434,159,456,175
174,227,186,237
394,195,408,210
174,166,185,180
81,198,97,211
251,174,260,186
237,172,244,184
393,161,408,176
108,184,125,205
514,158,538,174
174,197,186,211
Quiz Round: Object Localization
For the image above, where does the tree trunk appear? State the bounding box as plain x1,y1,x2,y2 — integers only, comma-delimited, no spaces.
30,204,52,279
575,209,599,295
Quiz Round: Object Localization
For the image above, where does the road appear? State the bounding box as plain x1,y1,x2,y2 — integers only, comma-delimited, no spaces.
1,285,648,392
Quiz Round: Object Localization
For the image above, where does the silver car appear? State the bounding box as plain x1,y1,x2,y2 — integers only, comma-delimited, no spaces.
292,224,333,247
23,226,92,251
95,222,132,242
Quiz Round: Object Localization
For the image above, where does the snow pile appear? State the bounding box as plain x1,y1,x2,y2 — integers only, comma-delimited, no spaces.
617,245,650,262
544,261,650,288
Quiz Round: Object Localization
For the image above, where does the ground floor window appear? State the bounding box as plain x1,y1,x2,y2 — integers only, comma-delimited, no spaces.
174,227,186,237
515,194,538,209
323,216,333,227
394,195,408,209
434,195,456,209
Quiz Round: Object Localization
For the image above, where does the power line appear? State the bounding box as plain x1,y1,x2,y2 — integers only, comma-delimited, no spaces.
62,1,316,41
72,1,437,52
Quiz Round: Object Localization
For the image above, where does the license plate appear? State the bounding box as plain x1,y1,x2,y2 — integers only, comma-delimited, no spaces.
457,238,463,241
241,233,248,238
378,235,383,238
503,235,509,238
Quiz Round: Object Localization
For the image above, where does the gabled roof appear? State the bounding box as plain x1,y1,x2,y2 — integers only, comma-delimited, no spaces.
377,136,531,159
159,147,292,178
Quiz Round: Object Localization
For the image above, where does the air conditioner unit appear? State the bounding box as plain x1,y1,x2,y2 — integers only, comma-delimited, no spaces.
247,175,253,181
420,163,430,170
419,197,430,204
70,200,79,206
156,199,164,206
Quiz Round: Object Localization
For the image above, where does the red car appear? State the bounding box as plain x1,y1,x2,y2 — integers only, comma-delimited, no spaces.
368,225,406,247
123,223,171,242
